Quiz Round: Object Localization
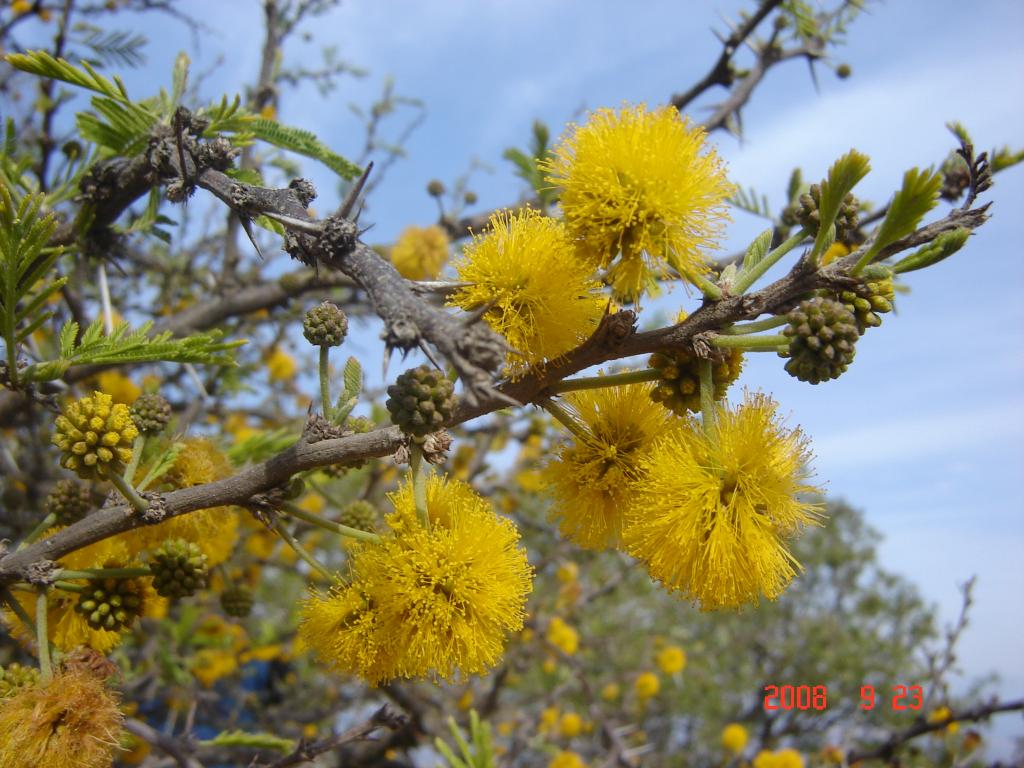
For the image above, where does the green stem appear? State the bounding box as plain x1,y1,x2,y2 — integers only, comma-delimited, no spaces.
318,346,332,421
409,442,429,529
53,580,88,593
18,512,58,551
271,519,333,581
689,270,723,301
698,358,717,440
549,368,661,394
0,587,34,636
711,333,789,351
56,567,152,581
107,470,149,514
732,229,810,295
540,399,591,443
720,315,789,335
123,433,146,486
281,501,381,544
36,588,52,683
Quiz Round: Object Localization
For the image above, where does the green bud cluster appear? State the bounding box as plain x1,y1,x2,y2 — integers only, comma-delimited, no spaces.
302,301,349,347
150,539,208,599
0,663,40,698
385,365,455,438
647,348,744,415
782,297,859,384
45,478,92,525
340,500,378,532
130,393,172,434
75,576,144,632
221,585,254,617
784,183,861,244
838,273,895,333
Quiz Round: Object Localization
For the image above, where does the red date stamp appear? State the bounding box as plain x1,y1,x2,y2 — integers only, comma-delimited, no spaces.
763,684,923,712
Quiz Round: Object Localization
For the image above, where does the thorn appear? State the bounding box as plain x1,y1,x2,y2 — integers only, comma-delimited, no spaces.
418,339,444,371
238,215,265,260
462,299,496,326
261,210,323,235
338,162,373,220
381,345,392,380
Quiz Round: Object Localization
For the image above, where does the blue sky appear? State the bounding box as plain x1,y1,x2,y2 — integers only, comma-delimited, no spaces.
15,0,1024,754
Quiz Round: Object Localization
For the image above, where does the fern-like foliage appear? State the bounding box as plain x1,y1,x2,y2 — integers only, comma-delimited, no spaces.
71,23,147,69
435,711,496,768
503,120,557,206
249,118,362,180
23,319,244,383
0,187,65,388
6,51,158,157
858,167,942,268
728,185,773,220
813,149,871,257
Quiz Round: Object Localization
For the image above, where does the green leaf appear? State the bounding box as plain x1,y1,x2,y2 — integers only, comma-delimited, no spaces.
813,149,871,257
171,52,189,108
5,50,128,101
728,186,773,220
197,730,292,753
136,442,183,492
786,168,804,203
27,319,245,383
891,228,970,274
250,118,362,180
0,188,63,387
858,167,942,269
739,229,775,276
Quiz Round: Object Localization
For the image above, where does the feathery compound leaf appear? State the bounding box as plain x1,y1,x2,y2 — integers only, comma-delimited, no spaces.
0,188,63,386
738,229,775,278
136,442,183,492
813,149,871,257
857,167,943,270
5,50,126,101
197,730,292,753
25,319,245,382
250,118,362,180
342,356,362,399
891,227,970,274
728,185,773,220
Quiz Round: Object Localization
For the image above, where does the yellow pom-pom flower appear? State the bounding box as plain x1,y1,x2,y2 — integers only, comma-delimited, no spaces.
131,437,239,566
545,616,579,656
721,722,749,754
449,209,605,374
266,345,297,382
656,644,686,675
391,224,450,280
299,475,532,684
548,750,587,768
624,393,823,610
543,379,671,549
635,671,660,701
3,532,163,653
601,682,621,702
0,669,124,768
52,391,138,479
774,748,806,768
542,103,732,302
559,711,583,738
928,705,959,734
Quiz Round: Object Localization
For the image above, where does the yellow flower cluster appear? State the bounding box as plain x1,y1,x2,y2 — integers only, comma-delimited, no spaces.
656,644,686,675
299,476,532,684
543,103,732,302
721,722,749,754
545,616,579,655
450,209,605,374
625,394,822,609
635,671,660,700
0,669,124,768
3,531,163,654
544,380,670,550
391,224,450,280
543,383,821,609
52,391,138,479
753,748,805,768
